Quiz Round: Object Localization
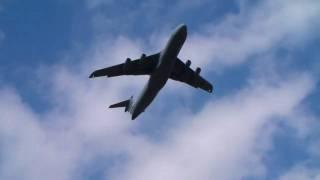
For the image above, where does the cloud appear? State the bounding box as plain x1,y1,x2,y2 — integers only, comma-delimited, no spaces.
181,0,320,70
0,88,77,180
86,0,320,74
1,0,320,180
107,73,315,180
0,72,144,180
0,64,315,180
276,105,320,180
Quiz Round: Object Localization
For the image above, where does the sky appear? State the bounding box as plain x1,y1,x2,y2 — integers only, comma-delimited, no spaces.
0,0,320,179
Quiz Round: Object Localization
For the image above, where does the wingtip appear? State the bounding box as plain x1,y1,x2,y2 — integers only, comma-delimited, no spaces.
89,73,95,78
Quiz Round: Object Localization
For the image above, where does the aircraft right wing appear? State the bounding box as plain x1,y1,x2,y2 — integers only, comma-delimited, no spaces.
89,53,160,78
170,58,213,93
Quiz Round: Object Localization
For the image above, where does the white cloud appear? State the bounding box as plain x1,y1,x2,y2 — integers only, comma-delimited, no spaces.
1,0,320,180
181,0,320,70
0,88,78,180
0,74,146,180
107,74,315,180
87,0,320,74
0,66,315,180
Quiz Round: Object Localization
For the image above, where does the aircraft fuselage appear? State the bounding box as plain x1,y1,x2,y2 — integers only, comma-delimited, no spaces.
130,24,187,120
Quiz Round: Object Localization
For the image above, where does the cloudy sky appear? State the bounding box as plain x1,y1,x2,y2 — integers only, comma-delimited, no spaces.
1,0,320,179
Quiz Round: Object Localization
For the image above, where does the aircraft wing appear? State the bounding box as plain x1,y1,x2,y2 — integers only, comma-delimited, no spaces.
89,53,160,78
170,58,213,93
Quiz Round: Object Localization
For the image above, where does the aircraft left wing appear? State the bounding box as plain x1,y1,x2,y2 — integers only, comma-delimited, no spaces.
89,53,160,78
170,58,213,93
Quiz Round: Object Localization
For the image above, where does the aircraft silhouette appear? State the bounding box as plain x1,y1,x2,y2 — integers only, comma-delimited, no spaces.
89,24,213,120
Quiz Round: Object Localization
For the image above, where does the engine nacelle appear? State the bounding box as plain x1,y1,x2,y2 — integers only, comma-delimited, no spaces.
125,58,131,64
123,58,132,73
186,60,191,67
140,53,146,60
195,67,201,75
139,54,146,65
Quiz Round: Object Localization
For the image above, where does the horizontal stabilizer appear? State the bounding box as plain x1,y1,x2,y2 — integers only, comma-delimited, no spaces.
109,100,129,108
89,73,95,78
109,96,133,112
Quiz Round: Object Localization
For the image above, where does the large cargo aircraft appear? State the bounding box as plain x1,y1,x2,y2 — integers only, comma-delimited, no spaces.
89,24,213,120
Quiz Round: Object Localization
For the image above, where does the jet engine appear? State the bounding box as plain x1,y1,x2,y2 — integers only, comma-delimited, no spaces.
192,67,201,86
140,53,146,60
126,58,131,63
139,54,146,65
186,60,191,67
195,67,201,75
123,58,132,73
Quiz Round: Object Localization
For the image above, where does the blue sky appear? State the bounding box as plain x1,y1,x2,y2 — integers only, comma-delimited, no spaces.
0,0,320,180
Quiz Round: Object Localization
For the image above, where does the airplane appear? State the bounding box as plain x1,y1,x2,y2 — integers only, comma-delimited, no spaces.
89,24,213,120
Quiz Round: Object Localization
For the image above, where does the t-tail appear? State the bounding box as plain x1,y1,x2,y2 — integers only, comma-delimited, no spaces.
109,96,133,113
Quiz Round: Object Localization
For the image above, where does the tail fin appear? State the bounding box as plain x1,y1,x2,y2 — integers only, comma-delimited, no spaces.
109,96,133,112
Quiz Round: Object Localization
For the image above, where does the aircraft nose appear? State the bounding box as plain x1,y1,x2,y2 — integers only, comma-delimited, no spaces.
178,24,187,37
